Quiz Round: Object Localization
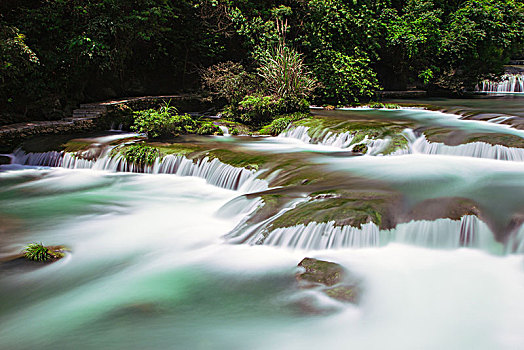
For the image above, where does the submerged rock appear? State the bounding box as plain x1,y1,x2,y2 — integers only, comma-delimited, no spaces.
296,258,358,303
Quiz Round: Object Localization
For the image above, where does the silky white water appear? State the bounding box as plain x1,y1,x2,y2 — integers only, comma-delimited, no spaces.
2,103,524,349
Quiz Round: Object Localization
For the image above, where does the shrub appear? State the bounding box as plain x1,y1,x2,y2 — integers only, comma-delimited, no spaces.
237,94,286,126
121,144,161,166
235,94,309,126
197,122,223,135
23,242,63,262
132,102,197,139
200,61,257,104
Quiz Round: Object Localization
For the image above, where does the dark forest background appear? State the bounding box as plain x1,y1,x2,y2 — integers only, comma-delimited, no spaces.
1,0,523,121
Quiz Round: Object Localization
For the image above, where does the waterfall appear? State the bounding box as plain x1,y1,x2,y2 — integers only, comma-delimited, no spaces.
279,125,364,150
411,135,524,161
10,149,267,193
234,215,501,252
479,74,524,93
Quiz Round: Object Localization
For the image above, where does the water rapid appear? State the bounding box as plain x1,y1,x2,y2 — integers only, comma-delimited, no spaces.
2,101,524,349
11,149,267,193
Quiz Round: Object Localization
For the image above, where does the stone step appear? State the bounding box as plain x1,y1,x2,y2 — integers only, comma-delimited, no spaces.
79,104,107,111
73,109,104,116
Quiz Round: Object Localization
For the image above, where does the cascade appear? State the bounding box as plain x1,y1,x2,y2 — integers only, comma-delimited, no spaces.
479,73,524,93
218,126,230,136
233,215,501,252
10,149,267,193
279,125,371,151
411,135,524,161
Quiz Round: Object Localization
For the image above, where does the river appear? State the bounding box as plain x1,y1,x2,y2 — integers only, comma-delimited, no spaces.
1,96,523,349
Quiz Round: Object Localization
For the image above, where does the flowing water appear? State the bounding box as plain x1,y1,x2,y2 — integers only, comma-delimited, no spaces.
1,96,524,349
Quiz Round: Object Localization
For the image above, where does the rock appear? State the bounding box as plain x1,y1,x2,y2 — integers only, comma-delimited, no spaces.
296,258,359,304
0,155,11,165
352,143,368,154
297,258,345,286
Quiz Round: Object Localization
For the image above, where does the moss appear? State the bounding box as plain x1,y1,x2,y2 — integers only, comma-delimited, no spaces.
151,142,272,170
62,140,93,152
207,149,270,171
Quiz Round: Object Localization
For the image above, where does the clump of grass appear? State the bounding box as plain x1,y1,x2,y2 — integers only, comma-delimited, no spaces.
23,243,64,262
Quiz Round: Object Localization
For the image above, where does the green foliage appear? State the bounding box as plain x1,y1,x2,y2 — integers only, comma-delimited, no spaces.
438,0,524,91
197,122,223,135
121,144,161,166
132,103,197,139
23,243,59,262
313,50,381,104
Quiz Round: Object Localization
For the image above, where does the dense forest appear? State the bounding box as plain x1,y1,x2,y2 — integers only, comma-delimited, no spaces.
1,0,523,121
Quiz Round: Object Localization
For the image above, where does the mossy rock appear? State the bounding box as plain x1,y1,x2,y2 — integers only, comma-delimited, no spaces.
324,285,357,303
269,189,400,231
296,258,358,303
352,143,368,154
296,258,345,287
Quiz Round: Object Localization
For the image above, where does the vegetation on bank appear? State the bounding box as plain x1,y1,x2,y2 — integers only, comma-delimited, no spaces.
1,0,523,123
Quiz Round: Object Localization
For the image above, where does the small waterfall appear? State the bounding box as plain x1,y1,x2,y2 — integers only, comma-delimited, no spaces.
238,215,500,252
279,125,362,150
279,126,313,143
218,126,230,136
479,74,524,93
366,138,392,156
411,135,524,161
11,150,268,193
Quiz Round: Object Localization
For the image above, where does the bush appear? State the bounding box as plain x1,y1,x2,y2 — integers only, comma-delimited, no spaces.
197,122,223,135
121,144,161,166
235,95,309,126
200,61,257,104
258,44,318,100
132,102,197,139
237,94,286,126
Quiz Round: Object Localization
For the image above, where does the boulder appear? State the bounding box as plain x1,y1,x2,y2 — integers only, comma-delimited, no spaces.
296,258,358,303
